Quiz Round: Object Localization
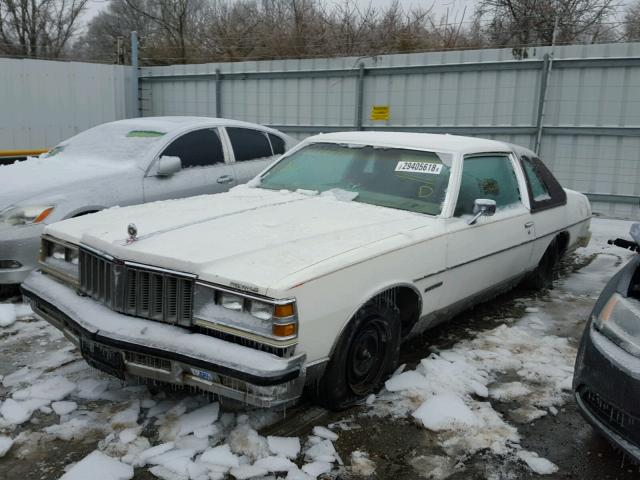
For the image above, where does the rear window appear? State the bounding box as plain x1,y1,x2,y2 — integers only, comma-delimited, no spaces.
520,156,567,212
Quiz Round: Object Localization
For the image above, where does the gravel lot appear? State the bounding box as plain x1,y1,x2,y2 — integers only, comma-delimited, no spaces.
0,217,638,480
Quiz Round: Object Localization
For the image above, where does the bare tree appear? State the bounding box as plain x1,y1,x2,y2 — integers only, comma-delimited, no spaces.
72,0,155,63
0,0,88,58
123,0,205,63
625,0,640,40
74,0,491,65
476,0,620,48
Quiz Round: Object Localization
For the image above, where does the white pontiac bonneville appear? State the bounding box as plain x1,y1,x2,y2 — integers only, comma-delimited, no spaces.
22,132,592,410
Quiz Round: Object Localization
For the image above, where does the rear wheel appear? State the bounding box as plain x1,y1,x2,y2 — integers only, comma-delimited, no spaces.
312,301,401,410
524,239,559,290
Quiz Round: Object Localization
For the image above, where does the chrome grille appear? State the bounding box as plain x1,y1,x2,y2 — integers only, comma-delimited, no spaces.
124,351,172,372
79,248,193,326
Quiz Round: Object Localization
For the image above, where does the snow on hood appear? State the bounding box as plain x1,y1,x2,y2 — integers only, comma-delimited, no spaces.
46,186,440,293
0,156,134,210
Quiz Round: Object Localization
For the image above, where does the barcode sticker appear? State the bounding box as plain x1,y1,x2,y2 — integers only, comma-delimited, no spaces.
395,161,443,174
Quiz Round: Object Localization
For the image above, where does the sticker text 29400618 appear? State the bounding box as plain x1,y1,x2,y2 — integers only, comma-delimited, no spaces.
395,161,443,174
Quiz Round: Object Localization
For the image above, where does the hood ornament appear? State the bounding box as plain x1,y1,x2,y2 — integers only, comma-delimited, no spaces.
126,223,138,244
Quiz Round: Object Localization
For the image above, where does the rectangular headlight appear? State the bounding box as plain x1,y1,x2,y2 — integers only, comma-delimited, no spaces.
219,292,244,311
594,293,640,357
40,235,80,284
193,283,297,342
249,300,274,321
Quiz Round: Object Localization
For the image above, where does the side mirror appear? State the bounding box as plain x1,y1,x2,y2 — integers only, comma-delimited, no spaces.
467,199,497,225
156,155,181,176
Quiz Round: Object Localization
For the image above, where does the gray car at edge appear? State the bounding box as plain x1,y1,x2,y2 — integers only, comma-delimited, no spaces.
0,116,295,290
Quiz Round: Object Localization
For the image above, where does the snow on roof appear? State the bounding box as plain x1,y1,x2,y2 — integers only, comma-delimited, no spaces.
108,116,282,134
306,131,515,155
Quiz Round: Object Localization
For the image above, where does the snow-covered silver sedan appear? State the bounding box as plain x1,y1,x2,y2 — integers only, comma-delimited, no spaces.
0,117,295,289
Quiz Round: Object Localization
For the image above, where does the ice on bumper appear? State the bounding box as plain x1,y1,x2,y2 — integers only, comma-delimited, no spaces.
22,271,305,407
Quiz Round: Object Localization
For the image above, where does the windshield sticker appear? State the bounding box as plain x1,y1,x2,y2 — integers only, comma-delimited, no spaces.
126,130,166,138
395,161,443,174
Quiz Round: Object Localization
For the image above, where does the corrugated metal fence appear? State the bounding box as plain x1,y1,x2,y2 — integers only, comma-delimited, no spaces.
140,43,640,219
0,58,136,151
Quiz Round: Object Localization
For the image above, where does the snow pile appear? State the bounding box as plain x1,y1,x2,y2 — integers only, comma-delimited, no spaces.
59,450,134,480
0,303,33,327
0,436,14,457
40,392,345,480
350,450,376,476
0,304,16,327
517,450,559,475
0,375,78,426
373,321,573,471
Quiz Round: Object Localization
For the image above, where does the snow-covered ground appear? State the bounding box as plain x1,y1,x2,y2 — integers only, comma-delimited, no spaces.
0,217,637,480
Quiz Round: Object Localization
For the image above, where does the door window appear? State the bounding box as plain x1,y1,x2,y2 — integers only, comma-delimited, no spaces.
161,129,224,168
268,133,286,155
227,128,273,161
455,155,521,216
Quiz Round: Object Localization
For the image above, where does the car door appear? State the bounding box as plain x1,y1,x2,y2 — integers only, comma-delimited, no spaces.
440,153,534,310
143,127,237,203
224,127,282,182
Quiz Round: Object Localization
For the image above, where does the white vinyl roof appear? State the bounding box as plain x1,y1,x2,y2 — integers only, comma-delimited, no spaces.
307,131,518,155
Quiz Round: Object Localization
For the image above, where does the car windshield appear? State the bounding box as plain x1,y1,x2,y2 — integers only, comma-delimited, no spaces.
258,142,453,215
44,122,167,162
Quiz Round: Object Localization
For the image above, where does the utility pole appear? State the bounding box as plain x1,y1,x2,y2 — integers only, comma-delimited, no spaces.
131,31,140,118
116,36,124,65
535,11,559,154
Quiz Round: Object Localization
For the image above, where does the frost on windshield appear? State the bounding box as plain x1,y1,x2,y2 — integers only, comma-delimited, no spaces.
321,188,359,202
44,123,168,163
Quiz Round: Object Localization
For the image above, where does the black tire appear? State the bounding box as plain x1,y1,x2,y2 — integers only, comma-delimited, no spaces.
523,239,559,290
0,284,21,300
312,301,401,411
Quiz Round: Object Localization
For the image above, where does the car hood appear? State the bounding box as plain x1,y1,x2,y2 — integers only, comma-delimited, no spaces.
46,186,442,294
0,155,134,210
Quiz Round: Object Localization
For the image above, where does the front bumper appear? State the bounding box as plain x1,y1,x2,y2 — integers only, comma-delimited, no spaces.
22,271,306,408
574,324,640,462
0,224,43,284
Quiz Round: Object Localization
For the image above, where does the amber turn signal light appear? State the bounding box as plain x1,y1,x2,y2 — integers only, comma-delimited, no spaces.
274,303,294,318
34,206,54,223
273,323,296,337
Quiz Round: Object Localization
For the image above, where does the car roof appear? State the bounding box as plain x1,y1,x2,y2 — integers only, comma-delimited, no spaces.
106,116,287,136
305,131,526,156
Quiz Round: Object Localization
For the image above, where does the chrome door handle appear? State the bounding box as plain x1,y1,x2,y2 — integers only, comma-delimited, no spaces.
524,222,534,228
217,175,234,184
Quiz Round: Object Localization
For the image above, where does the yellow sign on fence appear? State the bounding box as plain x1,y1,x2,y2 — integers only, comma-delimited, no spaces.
370,105,390,121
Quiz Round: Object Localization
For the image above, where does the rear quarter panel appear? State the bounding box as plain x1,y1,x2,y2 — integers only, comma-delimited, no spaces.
529,189,592,267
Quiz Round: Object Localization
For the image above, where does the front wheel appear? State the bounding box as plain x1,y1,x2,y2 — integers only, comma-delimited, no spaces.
311,301,401,411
